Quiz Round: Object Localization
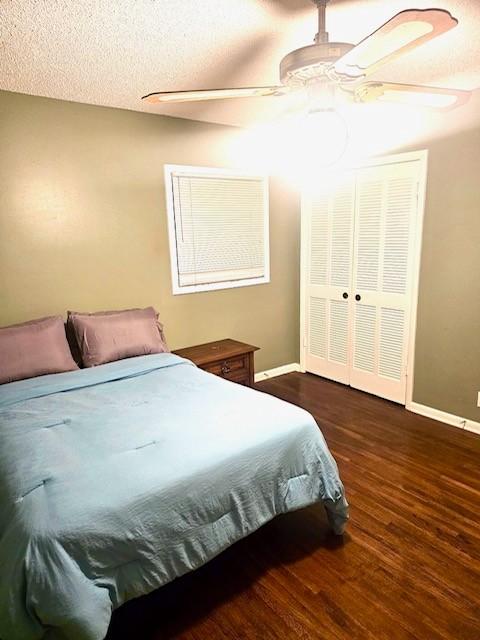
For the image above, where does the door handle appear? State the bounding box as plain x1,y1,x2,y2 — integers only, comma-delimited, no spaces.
342,292,349,299
355,294,361,301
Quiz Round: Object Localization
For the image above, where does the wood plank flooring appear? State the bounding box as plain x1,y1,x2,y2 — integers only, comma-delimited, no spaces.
106,373,480,639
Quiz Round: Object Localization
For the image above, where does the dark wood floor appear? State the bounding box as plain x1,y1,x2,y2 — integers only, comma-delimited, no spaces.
107,373,480,640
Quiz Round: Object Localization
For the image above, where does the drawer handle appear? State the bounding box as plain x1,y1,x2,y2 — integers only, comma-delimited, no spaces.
221,362,231,375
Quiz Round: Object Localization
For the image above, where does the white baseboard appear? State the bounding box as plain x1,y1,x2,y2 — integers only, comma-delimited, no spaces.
255,363,301,383
407,402,480,435
253,369,480,436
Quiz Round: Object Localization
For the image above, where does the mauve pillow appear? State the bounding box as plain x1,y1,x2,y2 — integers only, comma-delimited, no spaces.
0,316,79,385
68,307,168,368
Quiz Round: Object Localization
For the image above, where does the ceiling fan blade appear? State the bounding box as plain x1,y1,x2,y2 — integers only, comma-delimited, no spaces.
334,9,458,80
142,86,289,104
353,82,471,111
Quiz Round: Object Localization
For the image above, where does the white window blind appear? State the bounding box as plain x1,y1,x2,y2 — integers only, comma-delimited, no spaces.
165,165,269,294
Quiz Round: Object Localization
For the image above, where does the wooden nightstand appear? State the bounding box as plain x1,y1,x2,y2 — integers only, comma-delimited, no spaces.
173,339,259,387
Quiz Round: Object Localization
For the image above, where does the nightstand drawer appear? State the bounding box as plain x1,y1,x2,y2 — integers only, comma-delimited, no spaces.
202,355,248,378
173,339,259,387
224,370,250,386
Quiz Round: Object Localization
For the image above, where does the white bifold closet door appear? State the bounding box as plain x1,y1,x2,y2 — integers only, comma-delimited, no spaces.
304,172,356,384
303,159,422,404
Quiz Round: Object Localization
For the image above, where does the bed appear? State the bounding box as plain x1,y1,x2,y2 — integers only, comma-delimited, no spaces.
0,353,348,640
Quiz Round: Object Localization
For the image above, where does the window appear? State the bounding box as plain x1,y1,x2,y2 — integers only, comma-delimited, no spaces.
164,165,270,294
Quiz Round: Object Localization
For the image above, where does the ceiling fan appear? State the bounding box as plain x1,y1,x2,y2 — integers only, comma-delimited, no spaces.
142,1,471,112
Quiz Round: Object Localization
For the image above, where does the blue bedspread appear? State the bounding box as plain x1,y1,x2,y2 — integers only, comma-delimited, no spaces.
0,354,348,640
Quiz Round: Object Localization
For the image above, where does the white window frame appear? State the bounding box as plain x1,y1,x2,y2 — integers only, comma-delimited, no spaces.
164,164,270,295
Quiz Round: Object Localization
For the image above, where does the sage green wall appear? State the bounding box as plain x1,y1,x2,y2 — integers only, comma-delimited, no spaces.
1,89,478,422
411,127,480,422
0,90,300,372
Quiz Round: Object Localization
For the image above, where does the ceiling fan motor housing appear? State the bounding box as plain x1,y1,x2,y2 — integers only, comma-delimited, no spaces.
280,42,355,86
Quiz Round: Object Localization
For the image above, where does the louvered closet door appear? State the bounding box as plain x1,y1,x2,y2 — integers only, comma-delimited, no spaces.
304,173,356,384
350,160,420,403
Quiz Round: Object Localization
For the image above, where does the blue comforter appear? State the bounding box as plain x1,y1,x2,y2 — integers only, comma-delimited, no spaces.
0,354,348,640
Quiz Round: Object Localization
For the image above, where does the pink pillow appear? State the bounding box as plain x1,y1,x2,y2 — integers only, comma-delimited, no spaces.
68,307,168,367
0,316,78,384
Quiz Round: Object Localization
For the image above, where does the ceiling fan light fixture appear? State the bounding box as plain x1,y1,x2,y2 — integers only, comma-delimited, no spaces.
300,107,349,167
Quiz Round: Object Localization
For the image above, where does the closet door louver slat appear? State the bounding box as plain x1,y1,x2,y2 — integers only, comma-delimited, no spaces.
353,304,376,373
379,307,405,380
309,297,327,359
329,299,349,365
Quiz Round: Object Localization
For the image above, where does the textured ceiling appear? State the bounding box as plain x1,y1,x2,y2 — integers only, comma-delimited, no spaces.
1,0,479,128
